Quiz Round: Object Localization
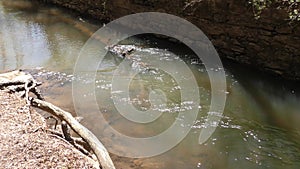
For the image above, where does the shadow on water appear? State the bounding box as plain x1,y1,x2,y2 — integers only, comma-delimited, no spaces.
0,0,300,169
225,60,300,131
221,61,300,168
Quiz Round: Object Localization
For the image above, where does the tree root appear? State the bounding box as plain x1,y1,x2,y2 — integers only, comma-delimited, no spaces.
30,98,115,169
0,70,115,169
0,70,43,103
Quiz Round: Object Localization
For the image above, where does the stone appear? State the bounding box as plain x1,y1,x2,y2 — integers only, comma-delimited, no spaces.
38,0,300,80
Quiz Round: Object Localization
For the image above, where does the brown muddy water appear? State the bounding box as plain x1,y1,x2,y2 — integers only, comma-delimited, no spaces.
1,1,300,169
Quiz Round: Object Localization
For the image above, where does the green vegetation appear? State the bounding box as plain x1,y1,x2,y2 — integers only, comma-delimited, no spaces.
249,0,300,21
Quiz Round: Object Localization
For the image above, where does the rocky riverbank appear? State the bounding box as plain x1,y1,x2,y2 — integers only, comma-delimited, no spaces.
37,0,300,80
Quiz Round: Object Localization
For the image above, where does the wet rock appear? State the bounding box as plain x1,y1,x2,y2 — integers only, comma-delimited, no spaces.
2,0,39,12
37,0,299,80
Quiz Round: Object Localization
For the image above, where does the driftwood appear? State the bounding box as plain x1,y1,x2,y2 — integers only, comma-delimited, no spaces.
0,70,115,169
30,98,116,169
60,120,94,157
0,70,43,102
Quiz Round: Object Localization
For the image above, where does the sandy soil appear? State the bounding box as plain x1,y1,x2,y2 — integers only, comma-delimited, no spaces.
0,90,98,168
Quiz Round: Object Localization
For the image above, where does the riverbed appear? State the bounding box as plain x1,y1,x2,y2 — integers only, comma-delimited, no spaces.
1,1,300,169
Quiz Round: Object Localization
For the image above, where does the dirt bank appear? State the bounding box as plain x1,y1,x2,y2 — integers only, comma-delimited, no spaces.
37,0,300,80
0,90,98,168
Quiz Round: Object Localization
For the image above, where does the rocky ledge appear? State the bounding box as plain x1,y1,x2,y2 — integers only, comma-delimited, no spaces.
39,0,299,80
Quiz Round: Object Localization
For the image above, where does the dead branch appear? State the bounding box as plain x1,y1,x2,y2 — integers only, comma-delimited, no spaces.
61,120,72,142
47,128,89,148
30,98,116,169
0,70,43,102
0,70,115,169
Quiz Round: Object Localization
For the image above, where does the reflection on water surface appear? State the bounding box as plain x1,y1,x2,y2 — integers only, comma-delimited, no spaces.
0,0,300,168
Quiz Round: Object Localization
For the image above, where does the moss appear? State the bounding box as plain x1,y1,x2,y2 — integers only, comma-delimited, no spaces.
249,0,300,21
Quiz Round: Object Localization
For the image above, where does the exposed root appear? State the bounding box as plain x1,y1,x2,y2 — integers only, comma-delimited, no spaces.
0,70,115,169
0,70,44,103
30,98,116,169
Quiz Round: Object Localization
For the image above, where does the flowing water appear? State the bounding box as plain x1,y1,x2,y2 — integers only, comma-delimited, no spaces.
1,1,300,169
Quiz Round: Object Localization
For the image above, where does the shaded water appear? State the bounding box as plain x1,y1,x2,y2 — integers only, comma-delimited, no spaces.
1,1,300,169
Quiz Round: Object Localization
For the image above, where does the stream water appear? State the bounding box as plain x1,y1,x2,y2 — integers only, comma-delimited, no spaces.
1,1,300,169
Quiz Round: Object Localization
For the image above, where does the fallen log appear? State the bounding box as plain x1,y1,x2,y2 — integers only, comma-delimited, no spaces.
30,98,116,169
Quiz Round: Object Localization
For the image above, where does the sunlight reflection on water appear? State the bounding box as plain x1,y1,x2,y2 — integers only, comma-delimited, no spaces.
1,1,300,168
